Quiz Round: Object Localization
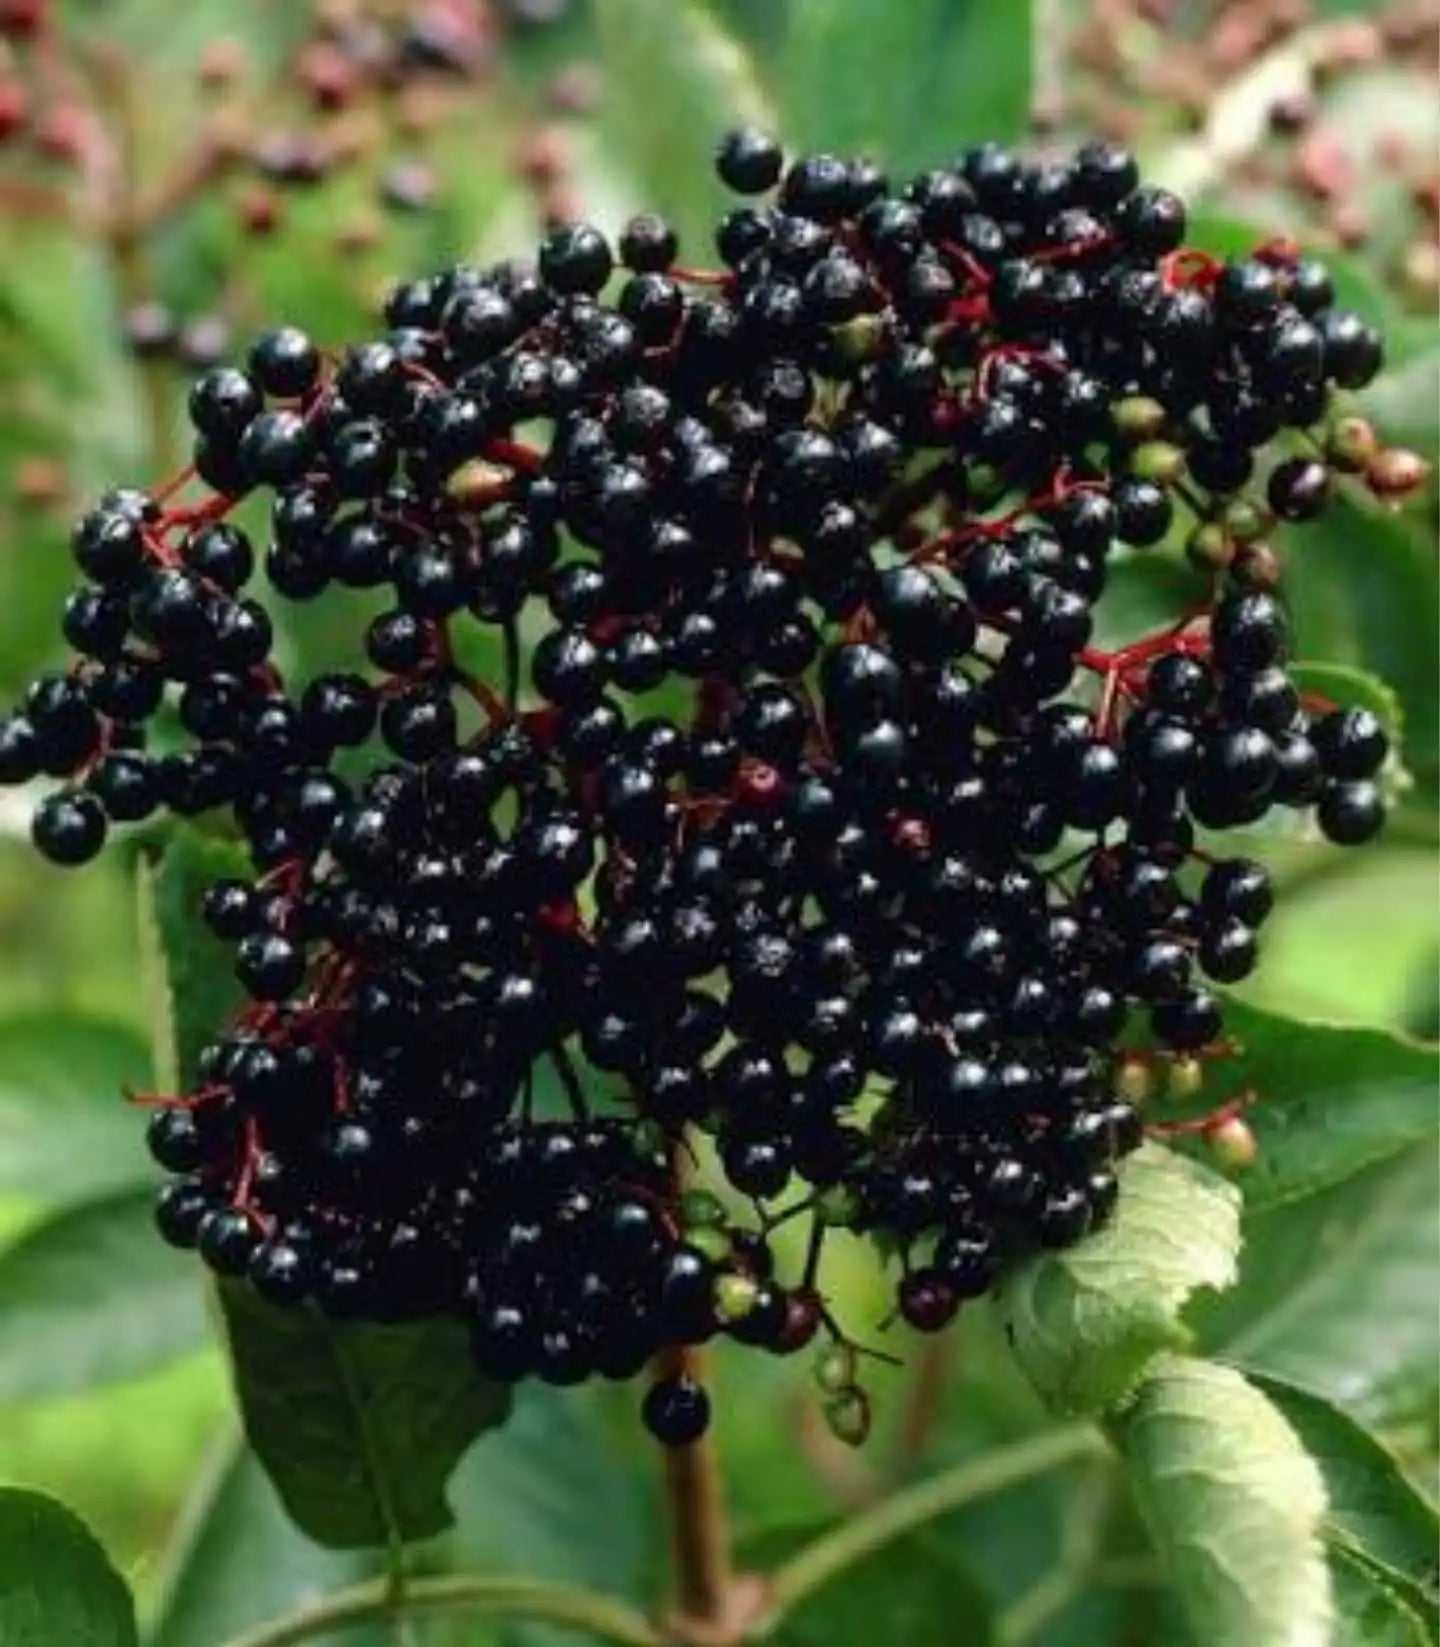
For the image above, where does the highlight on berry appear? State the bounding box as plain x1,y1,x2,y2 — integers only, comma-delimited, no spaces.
0,128,1413,1447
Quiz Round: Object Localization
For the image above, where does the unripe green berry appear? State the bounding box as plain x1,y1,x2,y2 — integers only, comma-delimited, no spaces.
1166,1056,1205,1101
1130,440,1185,484
1112,395,1167,441
1113,1056,1154,1107
680,1189,728,1230
1186,520,1234,572
715,1272,760,1323
815,1343,857,1394
1221,498,1271,544
832,312,887,366
1326,415,1377,474
823,1386,872,1447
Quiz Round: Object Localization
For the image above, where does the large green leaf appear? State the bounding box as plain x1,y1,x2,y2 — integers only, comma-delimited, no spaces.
993,1144,1240,1415
746,1521,995,1646
0,1190,205,1402
593,0,774,266
0,1487,138,1647
1173,994,1439,1212
696,0,790,71
218,1282,512,1551
137,830,250,1091
1196,1149,1438,1426
150,1435,386,1647
0,1015,151,1202
1239,850,1437,1031
1112,1355,1331,1647
777,0,1032,172
444,1384,650,1647
1248,1374,1438,1603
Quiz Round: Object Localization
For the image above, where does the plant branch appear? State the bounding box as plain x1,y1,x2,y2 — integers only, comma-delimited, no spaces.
892,1333,955,1474
657,1342,737,1636
220,1574,664,1647
759,1423,1105,1630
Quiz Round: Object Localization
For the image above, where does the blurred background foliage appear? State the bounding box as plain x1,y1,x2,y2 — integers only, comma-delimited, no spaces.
0,1,1433,1643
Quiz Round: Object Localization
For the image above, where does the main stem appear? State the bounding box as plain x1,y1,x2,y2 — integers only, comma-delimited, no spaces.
657,1342,737,1636
894,1334,955,1472
221,1575,662,1647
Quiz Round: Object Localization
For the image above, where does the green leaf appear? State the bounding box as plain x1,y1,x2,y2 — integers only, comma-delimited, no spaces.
137,830,250,1091
0,1487,138,1647
1180,993,1439,1212
593,0,774,266
1238,850,1437,1031
1247,1374,1439,1597
150,1435,386,1647
777,0,1033,172
218,1282,512,1550
1330,1543,1435,1647
1285,499,1439,785
1092,554,1207,652
0,1014,151,1202
0,1190,205,1402
994,1143,1240,1415
695,0,790,71
1197,1149,1438,1426
444,1384,650,1647
745,1522,996,1646
1361,347,1440,456
1111,1355,1332,1647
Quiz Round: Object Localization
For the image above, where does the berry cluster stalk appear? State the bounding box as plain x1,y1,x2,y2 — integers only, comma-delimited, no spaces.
657,1343,738,1640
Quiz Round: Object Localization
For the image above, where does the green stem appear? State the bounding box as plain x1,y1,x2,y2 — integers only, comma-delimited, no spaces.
761,1424,1105,1629
892,1333,955,1474
655,1155,736,1634
220,1575,664,1647
997,1464,1114,1645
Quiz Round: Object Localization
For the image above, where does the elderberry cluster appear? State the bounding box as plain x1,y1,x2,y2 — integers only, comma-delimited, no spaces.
0,130,1399,1444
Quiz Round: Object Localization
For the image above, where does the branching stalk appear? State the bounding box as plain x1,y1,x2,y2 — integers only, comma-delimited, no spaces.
657,1342,739,1637
760,1424,1105,1632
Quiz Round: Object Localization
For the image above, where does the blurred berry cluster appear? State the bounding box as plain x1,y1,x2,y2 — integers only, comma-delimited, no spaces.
1048,0,1440,318
0,0,586,377
0,127,1415,1444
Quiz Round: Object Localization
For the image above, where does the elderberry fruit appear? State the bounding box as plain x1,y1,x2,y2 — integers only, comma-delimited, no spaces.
643,1374,712,1445
0,130,1404,1445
